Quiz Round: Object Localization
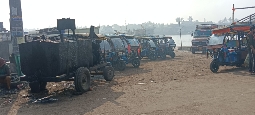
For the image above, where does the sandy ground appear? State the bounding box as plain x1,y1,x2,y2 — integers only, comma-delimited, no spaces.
1,50,255,115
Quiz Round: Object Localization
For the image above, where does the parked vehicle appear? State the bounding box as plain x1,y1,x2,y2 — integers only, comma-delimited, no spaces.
152,37,167,59
208,24,250,73
120,35,141,68
99,37,126,71
191,24,218,54
137,37,157,60
106,35,127,71
19,18,115,93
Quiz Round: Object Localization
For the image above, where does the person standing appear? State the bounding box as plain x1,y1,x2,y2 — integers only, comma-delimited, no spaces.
248,26,255,73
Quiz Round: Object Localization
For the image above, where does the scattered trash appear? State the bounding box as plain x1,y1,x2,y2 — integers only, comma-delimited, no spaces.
150,81,154,83
31,97,58,104
138,83,145,85
64,83,75,89
53,84,57,87
102,98,106,100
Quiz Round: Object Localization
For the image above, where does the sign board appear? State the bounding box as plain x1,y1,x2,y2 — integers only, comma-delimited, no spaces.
9,0,24,38
17,37,25,44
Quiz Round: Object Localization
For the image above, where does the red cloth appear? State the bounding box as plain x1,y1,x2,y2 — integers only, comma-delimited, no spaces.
127,44,131,54
138,47,141,55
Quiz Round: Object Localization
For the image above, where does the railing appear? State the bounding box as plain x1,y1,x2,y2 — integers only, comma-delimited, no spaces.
237,13,255,23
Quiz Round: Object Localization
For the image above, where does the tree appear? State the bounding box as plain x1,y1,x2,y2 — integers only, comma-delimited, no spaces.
188,16,193,22
234,18,239,22
176,17,184,25
223,17,227,23
228,17,232,23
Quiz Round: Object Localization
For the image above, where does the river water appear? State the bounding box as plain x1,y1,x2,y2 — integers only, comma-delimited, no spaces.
171,34,193,47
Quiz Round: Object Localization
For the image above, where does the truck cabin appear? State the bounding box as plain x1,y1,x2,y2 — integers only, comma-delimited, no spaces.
193,30,212,38
192,24,218,38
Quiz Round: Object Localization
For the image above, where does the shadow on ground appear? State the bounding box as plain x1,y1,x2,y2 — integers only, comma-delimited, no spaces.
115,66,151,77
10,77,125,115
219,67,255,77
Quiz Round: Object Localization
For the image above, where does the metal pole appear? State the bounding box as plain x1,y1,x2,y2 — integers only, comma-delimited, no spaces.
179,17,182,50
232,4,235,23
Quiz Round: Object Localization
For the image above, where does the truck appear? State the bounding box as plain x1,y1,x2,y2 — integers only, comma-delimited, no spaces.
191,24,218,54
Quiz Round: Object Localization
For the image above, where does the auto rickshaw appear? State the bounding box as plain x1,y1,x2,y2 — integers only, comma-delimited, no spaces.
119,34,141,68
163,36,176,58
208,24,250,73
106,35,127,71
151,37,167,59
136,37,157,60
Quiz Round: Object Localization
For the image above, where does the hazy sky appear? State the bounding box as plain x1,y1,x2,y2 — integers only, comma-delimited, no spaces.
0,0,254,29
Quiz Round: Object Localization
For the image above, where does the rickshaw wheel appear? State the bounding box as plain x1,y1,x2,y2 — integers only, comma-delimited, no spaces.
117,60,126,71
149,53,157,60
210,60,219,73
170,52,175,58
132,59,140,68
160,52,166,59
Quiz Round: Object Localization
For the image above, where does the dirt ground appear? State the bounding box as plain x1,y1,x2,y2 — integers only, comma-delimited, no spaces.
1,50,255,115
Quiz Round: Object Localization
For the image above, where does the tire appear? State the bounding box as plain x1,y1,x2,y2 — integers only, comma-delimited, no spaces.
202,49,206,54
192,49,195,54
40,82,47,91
117,60,126,71
29,81,40,93
170,52,175,58
74,67,91,93
103,66,115,81
132,58,140,68
210,60,219,73
236,63,242,67
160,52,166,59
149,52,157,61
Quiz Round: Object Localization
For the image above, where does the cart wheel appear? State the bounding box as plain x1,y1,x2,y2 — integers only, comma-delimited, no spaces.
103,66,115,81
236,63,242,67
29,81,40,93
132,58,140,68
75,67,91,93
117,60,126,71
40,82,47,91
170,52,175,58
210,60,219,73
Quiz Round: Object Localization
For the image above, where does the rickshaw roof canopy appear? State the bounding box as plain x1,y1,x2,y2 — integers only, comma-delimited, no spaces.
212,25,251,34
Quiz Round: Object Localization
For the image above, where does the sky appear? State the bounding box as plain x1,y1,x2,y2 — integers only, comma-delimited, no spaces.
0,0,254,29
